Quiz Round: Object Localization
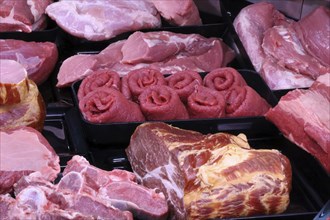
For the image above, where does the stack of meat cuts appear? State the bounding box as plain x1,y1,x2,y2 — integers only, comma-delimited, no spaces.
0,0,53,32
1,155,169,219
77,67,271,124
45,0,202,41
126,122,292,219
233,2,330,90
0,59,46,131
265,73,330,173
57,31,235,87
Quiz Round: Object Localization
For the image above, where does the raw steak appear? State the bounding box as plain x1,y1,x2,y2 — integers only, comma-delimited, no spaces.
0,39,58,85
0,0,52,32
56,31,235,87
294,6,330,66
225,85,271,117
166,70,202,103
45,0,161,41
138,85,189,121
149,0,201,26
0,127,60,194
265,73,330,173
126,122,292,219
186,85,225,119
79,88,145,124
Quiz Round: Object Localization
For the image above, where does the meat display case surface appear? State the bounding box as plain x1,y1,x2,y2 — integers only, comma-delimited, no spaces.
1,0,329,219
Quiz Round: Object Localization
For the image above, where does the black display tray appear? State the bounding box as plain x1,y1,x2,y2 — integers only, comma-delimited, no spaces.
71,69,279,145
85,125,329,220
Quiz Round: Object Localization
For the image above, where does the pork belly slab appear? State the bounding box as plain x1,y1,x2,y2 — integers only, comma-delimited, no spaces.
126,122,292,220
266,73,330,173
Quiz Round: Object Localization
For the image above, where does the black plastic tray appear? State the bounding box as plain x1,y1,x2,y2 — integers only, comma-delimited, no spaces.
85,126,329,220
71,69,279,145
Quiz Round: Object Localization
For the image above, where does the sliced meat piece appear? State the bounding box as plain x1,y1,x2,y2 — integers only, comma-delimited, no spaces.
79,87,145,124
225,85,271,117
0,127,60,194
0,60,29,105
262,25,329,80
310,73,330,100
77,68,121,101
233,2,289,72
0,0,52,32
138,85,189,121
203,67,247,94
0,39,58,85
294,6,330,66
149,0,201,26
45,0,161,41
166,70,202,103
260,58,314,90
186,85,225,119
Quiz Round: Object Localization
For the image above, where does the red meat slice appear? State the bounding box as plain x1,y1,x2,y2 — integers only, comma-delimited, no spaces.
138,85,189,121
186,85,225,119
79,88,145,124
225,85,271,117
77,69,121,101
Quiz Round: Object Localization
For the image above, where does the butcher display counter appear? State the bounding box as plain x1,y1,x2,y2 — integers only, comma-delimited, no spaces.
0,0,329,219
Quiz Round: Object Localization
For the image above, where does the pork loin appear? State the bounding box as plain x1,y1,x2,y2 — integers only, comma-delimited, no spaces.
126,122,292,220
0,127,60,194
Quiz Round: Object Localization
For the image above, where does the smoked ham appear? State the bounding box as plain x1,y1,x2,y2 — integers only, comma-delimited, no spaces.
0,60,46,131
138,85,189,121
79,88,145,124
126,122,292,219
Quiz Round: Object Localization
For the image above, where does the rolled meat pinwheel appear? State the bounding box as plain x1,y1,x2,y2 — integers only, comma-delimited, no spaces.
138,85,189,121
225,85,271,117
203,67,247,93
79,88,145,123
122,68,167,100
77,69,121,101
166,70,202,102
187,86,226,119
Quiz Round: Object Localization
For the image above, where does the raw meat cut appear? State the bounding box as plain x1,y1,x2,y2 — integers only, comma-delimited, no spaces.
225,85,271,117
0,60,46,131
166,70,202,102
79,88,145,124
149,0,201,26
265,74,330,173
0,127,60,194
121,68,167,100
233,2,289,72
186,85,225,119
262,25,329,80
203,67,247,93
126,122,292,219
0,60,29,105
0,39,58,85
0,0,52,32
138,85,189,121
294,6,330,66
260,58,314,90
56,31,235,87
77,68,121,101
45,0,161,41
